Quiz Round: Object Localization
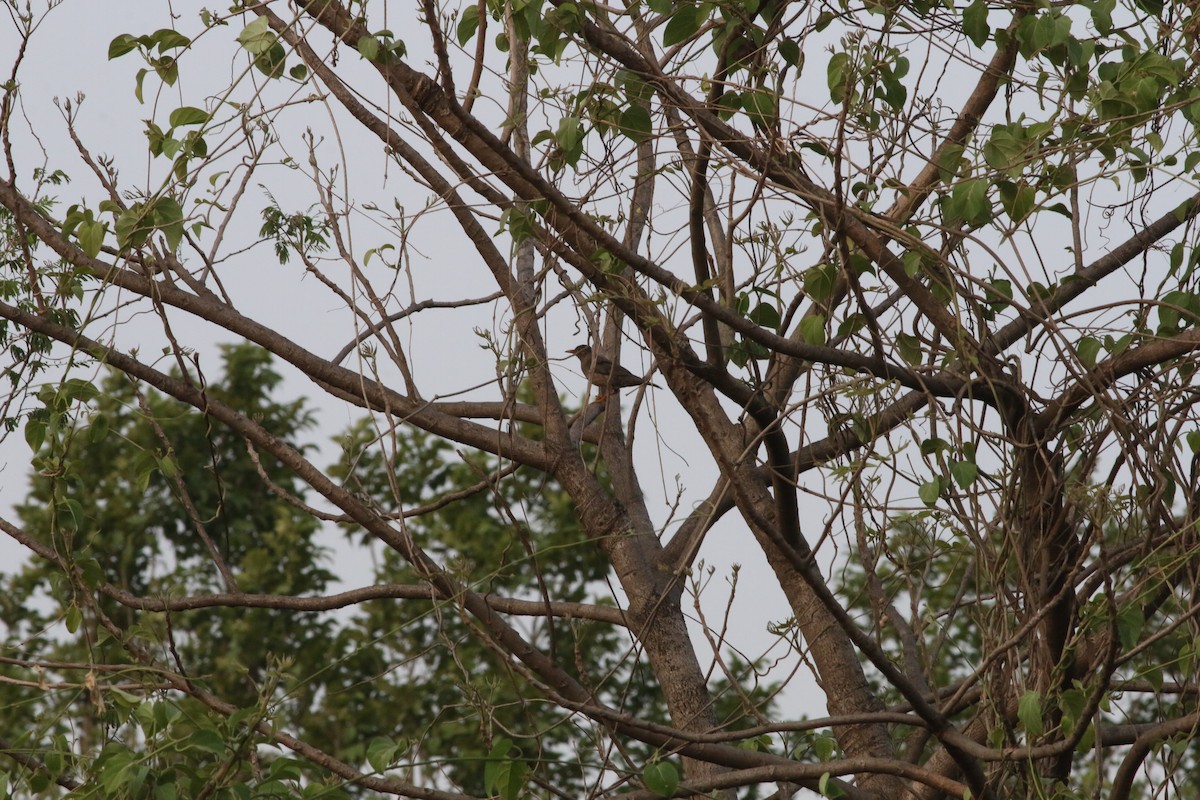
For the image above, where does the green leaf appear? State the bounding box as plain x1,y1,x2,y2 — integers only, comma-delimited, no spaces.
618,70,654,104
897,333,922,365
483,739,527,800
184,729,226,756
949,460,977,489
643,761,679,797
64,604,82,634
153,56,179,87
1133,0,1163,16
827,52,850,104
921,437,949,456
902,250,922,278
116,197,185,251
945,179,992,227
1018,690,1044,737
115,204,153,248
57,499,83,531
89,413,109,444
1145,664,1164,692
812,733,836,760
963,0,990,47
254,42,287,78
169,106,209,128
150,28,191,52
1091,0,1115,34
289,63,308,81
750,301,781,329
1104,333,1133,357
778,38,801,67
61,378,100,404
99,747,134,793
365,737,399,772
879,60,908,112
935,144,965,182
1117,604,1144,649
134,68,148,103
495,761,527,800
743,88,777,128
108,33,140,59
1057,685,1085,736
1169,242,1185,276
267,757,306,782
986,278,1012,309
77,220,107,258
237,16,275,55
484,738,514,792
960,179,991,224
1076,336,1101,368
557,116,582,151
983,124,1040,175
357,35,380,61
24,415,46,453
918,478,941,507
363,244,395,266
457,4,480,46
804,262,838,303
999,181,1036,224
663,5,708,47
837,313,865,338
619,105,652,143
800,314,826,345
1183,637,1200,677
552,116,584,169
78,558,104,588
152,197,185,251
187,133,208,159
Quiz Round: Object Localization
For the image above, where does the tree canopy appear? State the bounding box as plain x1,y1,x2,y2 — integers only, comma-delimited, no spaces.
3,0,1200,798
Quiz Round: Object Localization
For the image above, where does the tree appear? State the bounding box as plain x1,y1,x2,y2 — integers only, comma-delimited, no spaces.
1,347,710,797
2,0,1200,797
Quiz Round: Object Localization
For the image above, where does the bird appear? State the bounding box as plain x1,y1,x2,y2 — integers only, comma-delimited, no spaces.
567,345,659,395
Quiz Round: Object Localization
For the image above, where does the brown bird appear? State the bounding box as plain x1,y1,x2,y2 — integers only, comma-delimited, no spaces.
567,345,659,394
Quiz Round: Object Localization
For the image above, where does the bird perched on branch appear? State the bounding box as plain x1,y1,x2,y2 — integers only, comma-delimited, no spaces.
567,344,659,397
